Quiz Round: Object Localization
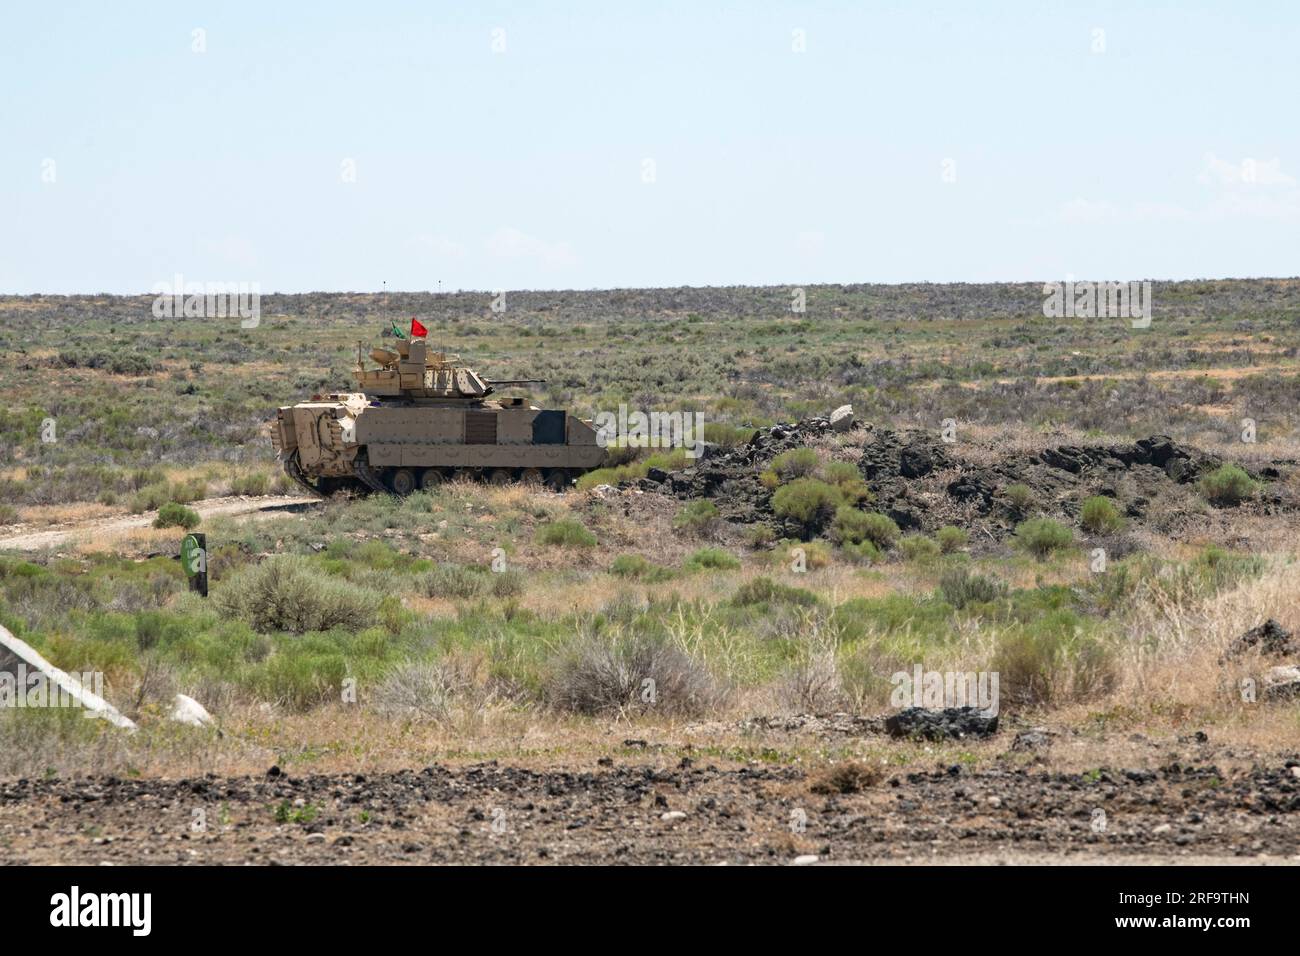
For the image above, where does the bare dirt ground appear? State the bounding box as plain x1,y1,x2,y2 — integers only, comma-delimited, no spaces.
0,496,319,552
3,752,1297,865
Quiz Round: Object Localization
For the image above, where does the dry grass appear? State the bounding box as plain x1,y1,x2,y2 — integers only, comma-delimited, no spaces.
1118,558,1300,719
16,502,117,525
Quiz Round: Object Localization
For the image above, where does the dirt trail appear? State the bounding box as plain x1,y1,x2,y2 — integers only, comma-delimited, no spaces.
0,495,319,552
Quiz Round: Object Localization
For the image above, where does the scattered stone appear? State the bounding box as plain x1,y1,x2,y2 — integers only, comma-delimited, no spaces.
792,854,819,866
1010,728,1053,752
660,811,687,823
305,833,327,844
1151,823,1173,835
737,713,886,737
884,707,998,741
1262,665,1300,701
986,796,1002,808
1224,620,1298,661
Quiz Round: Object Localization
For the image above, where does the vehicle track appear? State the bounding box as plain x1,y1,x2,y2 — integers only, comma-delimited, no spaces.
0,495,319,552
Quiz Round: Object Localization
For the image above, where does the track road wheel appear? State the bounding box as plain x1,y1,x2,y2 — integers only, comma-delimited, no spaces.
488,469,513,486
419,468,443,489
520,468,543,485
544,469,570,492
388,468,418,496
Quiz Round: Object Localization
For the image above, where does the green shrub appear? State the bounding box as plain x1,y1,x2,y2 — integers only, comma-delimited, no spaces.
684,547,741,571
822,461,873,504
898,535,940,562
772,539,832,570
610,554,677,582
248,646,351,711
935,525,968,554
731,576,819,608
770,448,820,481
822,461,860,486
673,500,719,534
703,423,757,447
536,519,597,548
0,503,17,525
215,556,381,635
1193,545,1265,592
745,524,776,549
153,502,200,530
489,569,526,598
576,467,627,491
831,507,899,548
130,478,208,514
231,472,271,496
1198,464,1259,506
1079,496,1125,534
840,540,884,564
545,633,723,717
938,567,1007,609
772,478,843,527
992,616,1115,706
422,563,490,599
1013,518,1074,559
1004,483,1035,511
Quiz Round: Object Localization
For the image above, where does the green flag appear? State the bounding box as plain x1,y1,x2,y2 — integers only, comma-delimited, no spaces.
389,320,406,339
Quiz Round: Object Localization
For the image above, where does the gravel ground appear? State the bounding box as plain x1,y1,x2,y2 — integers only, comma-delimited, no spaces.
3,757,1298,865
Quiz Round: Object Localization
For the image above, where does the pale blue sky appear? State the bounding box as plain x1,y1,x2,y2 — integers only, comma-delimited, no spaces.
2,1,1297,293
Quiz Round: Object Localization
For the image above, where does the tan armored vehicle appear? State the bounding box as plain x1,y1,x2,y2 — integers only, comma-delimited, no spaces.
271,335,607,495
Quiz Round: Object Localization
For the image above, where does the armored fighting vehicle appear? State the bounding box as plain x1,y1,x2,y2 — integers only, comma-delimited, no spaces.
271,335,607,495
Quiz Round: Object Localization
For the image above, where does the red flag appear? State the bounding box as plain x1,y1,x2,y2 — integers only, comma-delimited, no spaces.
410,317,428,338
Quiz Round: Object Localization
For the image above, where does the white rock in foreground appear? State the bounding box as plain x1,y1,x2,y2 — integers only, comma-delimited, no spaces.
829,405,854,431
170,693,214,727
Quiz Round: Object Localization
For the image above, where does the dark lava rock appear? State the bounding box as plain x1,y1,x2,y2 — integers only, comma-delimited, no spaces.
899,442,936,479
644,416,1284,545
884,707,998,741
885,502,923,531
1041,446,1089,474
947,474,993,505
1224,619,1298,661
